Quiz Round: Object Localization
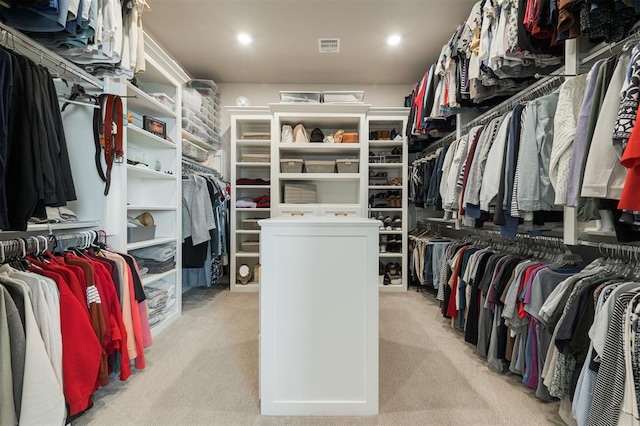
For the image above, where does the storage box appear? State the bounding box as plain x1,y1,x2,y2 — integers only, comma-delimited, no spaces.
280,159,304,173
150,93,175,111
280,91,322,103
322,91,365,103
127,225,156,243
284,183,317,204
242,131,271,140
336,158,359,173
242,153,271,163
342,132,359,143
182,140,208,162
242,240,260,252
242,218,261,230
305,160,335,173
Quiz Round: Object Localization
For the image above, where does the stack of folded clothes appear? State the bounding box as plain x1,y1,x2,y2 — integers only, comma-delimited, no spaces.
145,281,177,326
236,195,270,208
131,244,176,275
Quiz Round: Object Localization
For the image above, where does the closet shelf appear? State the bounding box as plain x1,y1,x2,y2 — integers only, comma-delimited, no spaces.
235,251,261,257
379,230,403,235
15,221,102,233
127,205,178,211
235,230,261,235
278,143,362,154
236,139,272,147
233,283,260,291
181,130,220,151
236,207,271,212
368,163,403,168
369,140,404,147
369,185,403,190
236,162,271,168
127,236,177,251
127,165,178,180
141,269,177,287
369,207,403,212
126,82,178,118
280,173,360,181
379,252,403,258
127,124,177,149
236,185,271,189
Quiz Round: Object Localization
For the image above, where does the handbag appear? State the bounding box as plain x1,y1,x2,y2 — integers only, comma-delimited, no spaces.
281,125,293,143
293,124,309,143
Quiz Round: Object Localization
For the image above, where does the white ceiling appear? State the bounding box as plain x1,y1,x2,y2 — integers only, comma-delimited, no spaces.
143,0,478,85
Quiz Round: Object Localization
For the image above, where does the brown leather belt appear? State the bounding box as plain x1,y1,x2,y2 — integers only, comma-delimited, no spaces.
94,94,123,195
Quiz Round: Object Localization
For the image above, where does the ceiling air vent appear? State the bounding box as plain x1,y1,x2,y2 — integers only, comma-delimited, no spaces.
318,38,340,53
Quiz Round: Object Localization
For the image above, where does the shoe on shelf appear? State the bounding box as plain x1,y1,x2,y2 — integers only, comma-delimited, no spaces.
392,216,402,230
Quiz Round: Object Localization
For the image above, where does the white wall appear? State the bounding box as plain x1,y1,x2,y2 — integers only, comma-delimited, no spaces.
218,83,413,109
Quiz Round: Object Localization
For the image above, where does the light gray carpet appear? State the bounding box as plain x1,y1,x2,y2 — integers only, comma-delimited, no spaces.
73,288,564,425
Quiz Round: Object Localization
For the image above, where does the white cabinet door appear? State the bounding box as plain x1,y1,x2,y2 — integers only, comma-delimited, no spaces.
259,217,379,416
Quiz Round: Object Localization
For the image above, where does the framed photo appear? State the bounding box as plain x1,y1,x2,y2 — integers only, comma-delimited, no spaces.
143,116,167,139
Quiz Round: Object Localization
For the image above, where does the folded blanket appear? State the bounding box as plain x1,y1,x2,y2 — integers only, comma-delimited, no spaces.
131,244,176,262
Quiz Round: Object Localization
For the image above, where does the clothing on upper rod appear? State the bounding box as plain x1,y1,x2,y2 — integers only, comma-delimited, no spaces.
0,44,81,231
0,231,151,424
411,43,640,242
0,1,150,80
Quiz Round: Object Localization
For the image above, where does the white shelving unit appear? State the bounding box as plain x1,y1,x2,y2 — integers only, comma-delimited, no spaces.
272,104,369,224
367,108,409,291
227,103,409,293
229,108,273,292
104,39,188,336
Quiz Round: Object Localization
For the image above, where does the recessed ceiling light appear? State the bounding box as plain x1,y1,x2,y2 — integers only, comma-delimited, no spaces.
238,33,252,45
387,34,401,46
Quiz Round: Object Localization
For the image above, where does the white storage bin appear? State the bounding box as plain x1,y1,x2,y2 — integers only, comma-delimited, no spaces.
150,93,175,110
336,158,359,173
280,91,322,103
183,117,204,135
182,106,198,121
187,79,218,95
322,91,365,103
305,160,335,173
182,139,209,162
242,153,271,163
280,159,304,173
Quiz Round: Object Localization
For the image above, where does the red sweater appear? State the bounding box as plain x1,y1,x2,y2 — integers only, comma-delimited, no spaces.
29,266,102,416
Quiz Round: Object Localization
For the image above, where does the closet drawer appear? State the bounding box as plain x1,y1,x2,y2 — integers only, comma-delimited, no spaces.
276,205,318,217
318,205,362,217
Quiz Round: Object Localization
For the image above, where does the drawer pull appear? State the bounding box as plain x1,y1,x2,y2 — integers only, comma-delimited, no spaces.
291,211,305,216
334,212,348,216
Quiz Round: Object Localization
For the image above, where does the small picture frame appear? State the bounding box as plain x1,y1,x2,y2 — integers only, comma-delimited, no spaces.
143,116,166,139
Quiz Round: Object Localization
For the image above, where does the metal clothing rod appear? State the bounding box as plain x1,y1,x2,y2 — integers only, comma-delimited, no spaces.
181,157,220,177
0,22,102,89
56,98,100,109
418,73,565,158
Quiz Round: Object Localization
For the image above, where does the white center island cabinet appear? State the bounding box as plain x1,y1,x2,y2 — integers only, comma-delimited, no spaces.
258,217,379,416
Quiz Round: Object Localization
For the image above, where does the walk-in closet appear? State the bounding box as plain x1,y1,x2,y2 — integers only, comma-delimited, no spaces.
2,1,640,425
